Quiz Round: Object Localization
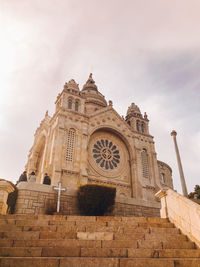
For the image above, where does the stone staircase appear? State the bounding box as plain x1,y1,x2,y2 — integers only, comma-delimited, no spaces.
0,215,200,267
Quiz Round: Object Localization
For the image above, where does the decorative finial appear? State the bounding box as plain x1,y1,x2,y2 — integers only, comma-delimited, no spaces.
171,130,177,136
45,110,48,117
82,73,98,91
144,112,148,119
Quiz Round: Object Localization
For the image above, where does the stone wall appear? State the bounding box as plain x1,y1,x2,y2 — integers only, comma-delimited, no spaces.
15,182,160,217
156,188,200,248
15,182,79,215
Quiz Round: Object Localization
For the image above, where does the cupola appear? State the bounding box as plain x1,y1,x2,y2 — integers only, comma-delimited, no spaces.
81,74,107,113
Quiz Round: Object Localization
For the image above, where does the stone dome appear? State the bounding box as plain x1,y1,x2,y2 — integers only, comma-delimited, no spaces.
82,73,98,91
81,74,107,108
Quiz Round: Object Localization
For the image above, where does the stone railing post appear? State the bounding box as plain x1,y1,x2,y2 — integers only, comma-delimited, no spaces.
0,180,15,214
155,189,168,218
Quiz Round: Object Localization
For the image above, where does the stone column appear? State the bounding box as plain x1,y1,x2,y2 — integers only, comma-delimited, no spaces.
0,180,15,214
171,130,188,197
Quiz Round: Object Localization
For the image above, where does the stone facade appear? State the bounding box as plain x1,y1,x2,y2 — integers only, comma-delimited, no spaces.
19,74,173,215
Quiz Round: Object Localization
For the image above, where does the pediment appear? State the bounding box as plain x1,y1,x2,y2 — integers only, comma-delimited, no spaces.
88,107,133,138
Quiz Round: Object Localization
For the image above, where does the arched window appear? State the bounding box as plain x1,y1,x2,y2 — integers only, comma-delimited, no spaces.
136,120,140,131
141,149,149,178
66,129,75,161
75,101,79,112
161,173,165,184
68,99,72,109
141,123,145,133
127,120,130,126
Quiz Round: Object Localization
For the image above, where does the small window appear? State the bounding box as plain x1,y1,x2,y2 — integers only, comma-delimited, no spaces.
127,121,131,126
141,123,145,133
66,129,75,161
161,173,165,184
68,99,72,109
75,101,79,112
141,149,149,178
136,120,140,131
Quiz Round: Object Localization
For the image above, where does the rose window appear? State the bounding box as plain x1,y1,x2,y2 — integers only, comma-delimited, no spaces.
93,139,120,170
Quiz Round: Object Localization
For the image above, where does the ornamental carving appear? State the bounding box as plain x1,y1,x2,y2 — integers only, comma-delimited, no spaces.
93,139,120,170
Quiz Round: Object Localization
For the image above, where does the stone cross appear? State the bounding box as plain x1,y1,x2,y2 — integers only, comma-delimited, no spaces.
53,182,66,213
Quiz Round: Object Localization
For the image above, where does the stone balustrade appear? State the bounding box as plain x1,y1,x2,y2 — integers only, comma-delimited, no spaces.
0,180,15,214
156,188,200,248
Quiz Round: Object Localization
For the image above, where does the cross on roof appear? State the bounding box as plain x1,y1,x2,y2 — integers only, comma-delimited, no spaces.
53,182,66,213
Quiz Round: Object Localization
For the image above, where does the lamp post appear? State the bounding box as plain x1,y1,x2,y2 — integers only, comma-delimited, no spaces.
171,130,188,197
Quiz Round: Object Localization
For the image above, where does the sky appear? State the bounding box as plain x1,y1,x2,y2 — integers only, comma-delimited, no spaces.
0,0,200,194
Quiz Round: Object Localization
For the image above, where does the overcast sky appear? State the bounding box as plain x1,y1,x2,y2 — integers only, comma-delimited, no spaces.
1,0,200,194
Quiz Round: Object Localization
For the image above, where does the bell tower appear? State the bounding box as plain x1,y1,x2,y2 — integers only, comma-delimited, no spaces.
125,103,149,135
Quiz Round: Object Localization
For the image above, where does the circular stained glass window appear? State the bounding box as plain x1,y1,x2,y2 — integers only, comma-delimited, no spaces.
93,139,120,170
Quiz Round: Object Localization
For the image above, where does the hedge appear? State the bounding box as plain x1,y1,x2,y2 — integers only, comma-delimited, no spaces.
77,184,116,216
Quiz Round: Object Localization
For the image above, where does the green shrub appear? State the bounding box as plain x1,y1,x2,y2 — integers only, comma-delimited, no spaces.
77,184,116,216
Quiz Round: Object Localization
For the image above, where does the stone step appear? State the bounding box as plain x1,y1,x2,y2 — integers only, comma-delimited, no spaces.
12,239,102,248
120,258,200,267
2,247,199,258
107,221,174,228
144,233,187,241
0,230,186,242
1,257,200,267
137,240,195,249
0,238,192,250
81,248,200,258
127,249,200,258
0,215,169,223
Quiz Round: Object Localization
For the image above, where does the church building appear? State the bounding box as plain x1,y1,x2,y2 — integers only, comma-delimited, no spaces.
25,74,173,205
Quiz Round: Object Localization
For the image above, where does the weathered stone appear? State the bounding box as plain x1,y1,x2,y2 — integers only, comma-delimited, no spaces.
67,216,96,222
77,232,113,240
60,257,119,267
114,233,145,240
0,231,40,240
120,258,174,267
42,247,80,257
173,259,200,267
0,258,59,267
162,240,195,249
81,248,127,257
102,240,137,248
0,247,42,257
39,231,76,239
0,240,13,247
138,240,163,249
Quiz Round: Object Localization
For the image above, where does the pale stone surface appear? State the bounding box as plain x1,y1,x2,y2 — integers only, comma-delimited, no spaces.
156,188,200,248
0,180,15,215
77,232,113,241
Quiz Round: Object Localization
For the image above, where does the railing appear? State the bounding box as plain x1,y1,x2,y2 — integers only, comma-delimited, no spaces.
156,188,200,248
